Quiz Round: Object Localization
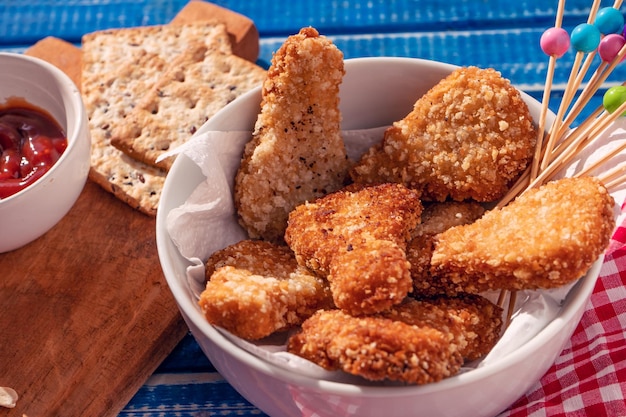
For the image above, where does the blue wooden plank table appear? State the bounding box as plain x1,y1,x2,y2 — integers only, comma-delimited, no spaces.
1,1,625,416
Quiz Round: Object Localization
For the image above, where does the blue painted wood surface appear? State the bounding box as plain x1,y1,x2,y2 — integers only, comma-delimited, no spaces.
1,1,622,415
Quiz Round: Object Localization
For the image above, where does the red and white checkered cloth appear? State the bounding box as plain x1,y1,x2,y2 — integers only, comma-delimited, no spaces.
501,213,626,417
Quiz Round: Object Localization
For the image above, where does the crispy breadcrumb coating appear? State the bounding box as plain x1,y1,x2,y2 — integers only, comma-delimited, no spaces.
199,240,334,340
235,27,349,242
391,294,502,361
430,176,616,293
287,308,463,384
407,201,485,296
285,183,422,315
205,239,300,281
350,66,537,202
287,295,501,384
329,239,412,316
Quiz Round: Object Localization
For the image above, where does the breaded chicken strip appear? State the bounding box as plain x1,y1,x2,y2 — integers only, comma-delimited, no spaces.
430,177,616,293
350,66,537,203
285,183,422,315
389,294,502,361
287,308,463,384
407,201,485,296
199,240,334,340
287,295,502,384
235,27,349,242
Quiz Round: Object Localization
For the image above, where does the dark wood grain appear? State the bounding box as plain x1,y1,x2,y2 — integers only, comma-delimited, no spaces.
0,181,187,417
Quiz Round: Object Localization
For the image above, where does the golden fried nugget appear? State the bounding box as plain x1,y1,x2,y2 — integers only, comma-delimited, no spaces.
386,295,502,361
350,66,537,202
287,308,464,384
430,177,616,293
407,201,485,296
285,183,422,315
329,239,412,316
235,27,349,242
205,239,299,281
287,294,501,384
199,240,334,340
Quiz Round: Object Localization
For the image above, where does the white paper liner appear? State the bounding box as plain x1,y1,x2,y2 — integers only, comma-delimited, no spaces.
164,119,626,385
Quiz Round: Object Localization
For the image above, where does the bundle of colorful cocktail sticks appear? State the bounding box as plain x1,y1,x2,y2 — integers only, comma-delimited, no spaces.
499,0,626,210
494,1,626,320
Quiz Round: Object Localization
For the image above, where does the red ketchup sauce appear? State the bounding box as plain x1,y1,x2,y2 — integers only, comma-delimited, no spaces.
0,99,67,199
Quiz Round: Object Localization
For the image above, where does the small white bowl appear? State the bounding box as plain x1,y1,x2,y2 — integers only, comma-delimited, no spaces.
157,57,600,417
0,53,90,253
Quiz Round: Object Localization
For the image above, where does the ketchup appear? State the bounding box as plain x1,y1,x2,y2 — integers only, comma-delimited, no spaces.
0,100,67,199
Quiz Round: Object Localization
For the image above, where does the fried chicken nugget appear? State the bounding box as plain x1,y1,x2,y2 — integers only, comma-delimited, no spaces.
204,239,297,281
285,183,422,315
235,27,349,242
199,240,334,340
389,294,502,361
287,309,463,384
350,66,537,202
407,201,485,296
430,176,616,293
287,295,502,384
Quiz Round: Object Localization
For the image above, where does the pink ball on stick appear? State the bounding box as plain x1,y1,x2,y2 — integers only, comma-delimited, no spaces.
540,27,570,57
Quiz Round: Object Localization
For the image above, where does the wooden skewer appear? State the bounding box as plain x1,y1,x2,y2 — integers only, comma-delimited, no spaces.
575,141,626,178
556,46,626,143
555,62,609,136
599,161,626,182
544,108,606,171
506,291,518,328
550,104,605,163
542,53,587,171
497,168,531,208
533,99,626,194
531,0,568,180
497,107,604,207
557,41,626,131
603,168,626,190
532,56,559,180
497,289,507,308
580,98,626,145
540,0,603,172
502,99,626,210
559,0,626,131
564,50,600,112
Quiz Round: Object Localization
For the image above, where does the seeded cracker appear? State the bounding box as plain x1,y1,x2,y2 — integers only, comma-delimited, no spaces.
110,42,266,171
81,22,232,215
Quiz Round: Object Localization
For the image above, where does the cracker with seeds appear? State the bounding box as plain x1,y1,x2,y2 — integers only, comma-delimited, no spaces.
110,42,266,171
81,22,233,215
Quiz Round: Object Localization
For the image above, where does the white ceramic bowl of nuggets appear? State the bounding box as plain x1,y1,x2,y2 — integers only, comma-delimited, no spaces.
0,53,90,253
157,55,609,417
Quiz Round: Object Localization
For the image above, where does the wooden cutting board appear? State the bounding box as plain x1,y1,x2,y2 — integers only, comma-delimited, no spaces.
0,2,259,416
0,181,187,417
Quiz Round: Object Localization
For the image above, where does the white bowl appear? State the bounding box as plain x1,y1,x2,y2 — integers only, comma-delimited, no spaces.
157,57,600,417
0,53,90,253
